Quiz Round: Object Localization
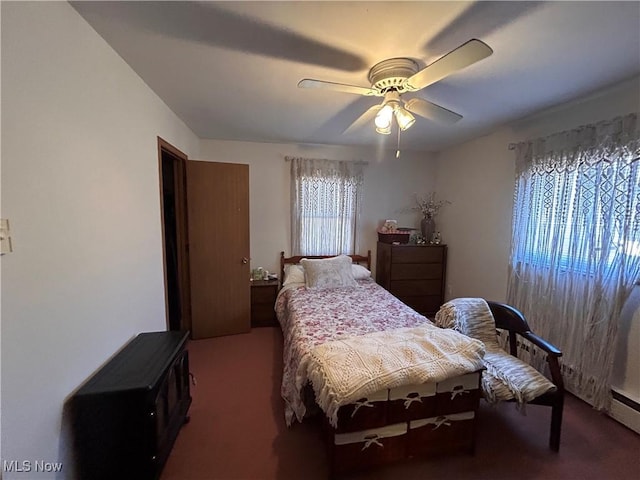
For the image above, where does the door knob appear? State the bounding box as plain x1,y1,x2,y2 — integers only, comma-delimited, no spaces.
241,257,249,264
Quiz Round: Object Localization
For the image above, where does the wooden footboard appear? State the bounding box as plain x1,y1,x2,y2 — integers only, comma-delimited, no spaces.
323,371,482,475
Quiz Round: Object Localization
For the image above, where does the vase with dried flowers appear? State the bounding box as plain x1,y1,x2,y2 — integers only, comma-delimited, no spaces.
413,192,451,243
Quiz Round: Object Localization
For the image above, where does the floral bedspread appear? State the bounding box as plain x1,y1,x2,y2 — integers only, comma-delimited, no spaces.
275,278,433,425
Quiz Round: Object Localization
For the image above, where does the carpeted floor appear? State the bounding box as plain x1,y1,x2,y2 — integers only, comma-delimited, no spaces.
161,327,640,480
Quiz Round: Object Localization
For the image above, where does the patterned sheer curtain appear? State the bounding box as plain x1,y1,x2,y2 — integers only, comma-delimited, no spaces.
507,113,640,410
290,157,364,256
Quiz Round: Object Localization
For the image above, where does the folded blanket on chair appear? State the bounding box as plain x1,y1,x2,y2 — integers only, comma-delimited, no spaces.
435,298,556,406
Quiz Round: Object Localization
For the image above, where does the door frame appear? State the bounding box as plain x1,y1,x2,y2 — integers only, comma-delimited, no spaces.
157,137,191,333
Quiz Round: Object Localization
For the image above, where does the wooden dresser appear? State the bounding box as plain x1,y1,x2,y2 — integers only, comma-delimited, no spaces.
376,242,447,317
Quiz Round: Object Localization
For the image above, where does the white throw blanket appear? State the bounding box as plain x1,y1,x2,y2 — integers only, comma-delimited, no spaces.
299,323,485,427
435,298,556,406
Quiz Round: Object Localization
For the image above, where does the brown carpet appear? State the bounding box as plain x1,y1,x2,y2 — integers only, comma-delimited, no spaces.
161,327,640,480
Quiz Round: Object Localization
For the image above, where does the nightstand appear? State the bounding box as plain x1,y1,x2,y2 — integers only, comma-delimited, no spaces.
250,279,279,327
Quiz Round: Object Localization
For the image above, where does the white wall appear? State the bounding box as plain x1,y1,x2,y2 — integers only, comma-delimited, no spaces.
435,75,640,407
431,128,515,302
198,140,437,277
1,3,200,478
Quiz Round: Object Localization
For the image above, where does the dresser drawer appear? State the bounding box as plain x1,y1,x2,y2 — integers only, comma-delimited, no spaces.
391,263,443,280
395,295,443,315
390,279,442,296
391,246,445,264
251,285,277,304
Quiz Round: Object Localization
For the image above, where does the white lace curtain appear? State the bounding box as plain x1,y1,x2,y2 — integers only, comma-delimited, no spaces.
290,157,364,256
507,113,640,410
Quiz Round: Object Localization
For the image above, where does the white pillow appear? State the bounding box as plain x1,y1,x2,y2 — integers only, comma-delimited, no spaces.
351,264,371,280
300,255,358,290
283,265,305,286
284,263,369,285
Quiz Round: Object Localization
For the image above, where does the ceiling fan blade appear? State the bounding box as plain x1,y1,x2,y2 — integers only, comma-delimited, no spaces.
406,39,493,91
71,2,367,72
298,79,379,96
342,105,382,135
404,98,463,124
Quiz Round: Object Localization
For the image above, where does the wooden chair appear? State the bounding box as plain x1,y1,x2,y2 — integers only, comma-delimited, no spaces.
486,301,564,452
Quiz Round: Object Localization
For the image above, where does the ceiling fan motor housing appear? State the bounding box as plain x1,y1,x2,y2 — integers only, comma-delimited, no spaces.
368,58,419,94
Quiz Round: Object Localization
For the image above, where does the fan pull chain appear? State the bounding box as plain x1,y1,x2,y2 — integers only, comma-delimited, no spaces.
396,126,401,158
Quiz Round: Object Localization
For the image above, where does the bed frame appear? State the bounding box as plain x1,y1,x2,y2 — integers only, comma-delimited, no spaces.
279,251,482,475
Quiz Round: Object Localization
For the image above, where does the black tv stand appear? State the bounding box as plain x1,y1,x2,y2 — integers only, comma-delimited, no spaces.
71,331,191,480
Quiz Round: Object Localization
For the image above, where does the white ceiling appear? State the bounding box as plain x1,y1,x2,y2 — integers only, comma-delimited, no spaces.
71,1,640,152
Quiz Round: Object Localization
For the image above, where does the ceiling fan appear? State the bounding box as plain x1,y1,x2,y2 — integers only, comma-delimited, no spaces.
298,39,493,135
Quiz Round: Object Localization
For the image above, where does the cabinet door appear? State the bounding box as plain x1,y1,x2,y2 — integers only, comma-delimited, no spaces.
186,161,250,338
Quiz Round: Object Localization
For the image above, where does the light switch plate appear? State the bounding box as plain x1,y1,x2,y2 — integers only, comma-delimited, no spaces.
0,219,13,254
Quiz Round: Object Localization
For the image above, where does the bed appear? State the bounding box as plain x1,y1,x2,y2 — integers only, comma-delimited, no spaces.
276,251,486,474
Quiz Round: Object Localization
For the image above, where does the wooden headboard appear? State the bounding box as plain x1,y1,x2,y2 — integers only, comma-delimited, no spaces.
279,251,372,287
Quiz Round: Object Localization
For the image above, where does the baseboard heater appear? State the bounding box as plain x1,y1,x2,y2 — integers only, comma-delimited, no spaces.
609,389,640,434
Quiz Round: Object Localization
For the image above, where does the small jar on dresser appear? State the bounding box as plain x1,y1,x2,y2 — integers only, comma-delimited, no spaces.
375,242,447,318
250,278,279,327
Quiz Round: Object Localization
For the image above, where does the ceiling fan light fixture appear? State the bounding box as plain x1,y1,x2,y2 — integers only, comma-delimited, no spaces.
395,107,415,131
299,40,494,141
376,124,392,135
375,104,394,130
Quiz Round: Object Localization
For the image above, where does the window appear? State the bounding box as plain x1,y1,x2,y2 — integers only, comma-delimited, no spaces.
507,114,640,411
513,158,640,275
290,157,364,256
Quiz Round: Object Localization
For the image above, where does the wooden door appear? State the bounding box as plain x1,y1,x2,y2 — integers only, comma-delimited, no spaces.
186,161,250,338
